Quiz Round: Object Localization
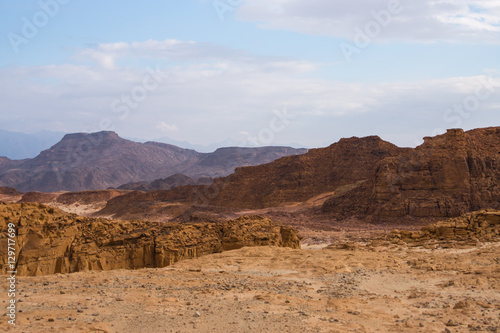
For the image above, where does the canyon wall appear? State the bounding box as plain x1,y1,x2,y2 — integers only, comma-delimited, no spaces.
0,203,300,276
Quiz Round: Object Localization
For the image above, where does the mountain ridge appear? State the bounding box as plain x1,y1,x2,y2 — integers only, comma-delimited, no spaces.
0,131,307,192
97,126,500,222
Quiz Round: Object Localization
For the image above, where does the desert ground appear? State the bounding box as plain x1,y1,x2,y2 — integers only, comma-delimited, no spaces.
2,238,498,333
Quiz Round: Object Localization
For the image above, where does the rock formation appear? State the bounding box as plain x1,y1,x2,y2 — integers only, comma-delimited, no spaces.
6,127,499,224
98,127,500,221
0,186,23,203
384,210,500,245
0,202,299,276
0,187,22,196
98,135,403,218
323,127,500,219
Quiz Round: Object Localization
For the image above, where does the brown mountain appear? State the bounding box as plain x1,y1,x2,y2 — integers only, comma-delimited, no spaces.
0,131,306,192
97,127,500,222
322,127,500,219
0,131,199,192
208,135,403,208
97,135,403,219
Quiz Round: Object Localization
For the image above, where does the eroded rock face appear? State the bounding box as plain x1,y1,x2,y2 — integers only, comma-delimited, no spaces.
0,203,300,276
98,136,403,218
99,127,500,222
385,210,500,245
323,127,500,219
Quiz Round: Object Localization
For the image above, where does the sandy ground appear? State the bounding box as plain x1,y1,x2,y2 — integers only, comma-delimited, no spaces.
50,202,109,216
1,242,498,333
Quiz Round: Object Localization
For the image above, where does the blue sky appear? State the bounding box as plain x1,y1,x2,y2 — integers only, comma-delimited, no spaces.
0,0,499,149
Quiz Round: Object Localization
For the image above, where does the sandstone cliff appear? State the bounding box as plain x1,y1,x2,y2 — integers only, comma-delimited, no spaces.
323,127,500,219
98,135,403,219
0,203,299,276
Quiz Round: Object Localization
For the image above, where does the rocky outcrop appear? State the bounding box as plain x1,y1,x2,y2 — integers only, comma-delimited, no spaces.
385,210,500,245
18,191,59,203
209,136,402,209
0,187,23,203
0,203,299,276
323,127,500,219
0,187,22,196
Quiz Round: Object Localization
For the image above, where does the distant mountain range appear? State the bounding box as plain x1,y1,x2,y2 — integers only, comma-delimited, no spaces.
0,131,307,192
152,136,310,153
0,129,65,159
152,136,241,153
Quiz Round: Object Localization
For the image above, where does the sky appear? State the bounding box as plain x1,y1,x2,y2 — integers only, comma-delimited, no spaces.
0,0,499,149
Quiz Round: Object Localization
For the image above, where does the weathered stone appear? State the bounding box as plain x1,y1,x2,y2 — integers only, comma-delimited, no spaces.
385,210,500,245
0,203,300,276
323,127,500,219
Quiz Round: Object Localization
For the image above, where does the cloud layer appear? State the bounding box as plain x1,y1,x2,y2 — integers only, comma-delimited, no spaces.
1,39,499,148
236,0,500,43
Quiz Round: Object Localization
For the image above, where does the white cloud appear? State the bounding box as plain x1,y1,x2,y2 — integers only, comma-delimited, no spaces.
236,0,500,43
157,122,178,132
1,40,499,148
76,39,254,70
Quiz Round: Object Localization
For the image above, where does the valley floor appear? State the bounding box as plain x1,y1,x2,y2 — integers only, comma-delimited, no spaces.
2,242,499,332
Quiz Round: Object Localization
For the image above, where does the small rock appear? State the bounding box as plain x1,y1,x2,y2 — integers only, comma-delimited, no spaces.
445,319,460,327
454,300,470,309
194,311,201,318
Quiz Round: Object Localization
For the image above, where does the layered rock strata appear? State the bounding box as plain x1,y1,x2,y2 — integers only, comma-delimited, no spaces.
0,203,300,276
386,210,500,245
